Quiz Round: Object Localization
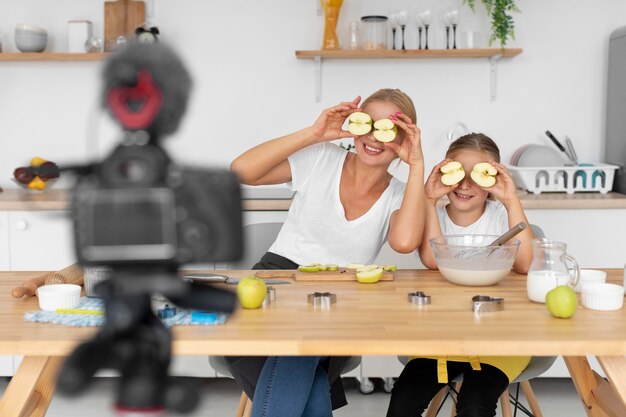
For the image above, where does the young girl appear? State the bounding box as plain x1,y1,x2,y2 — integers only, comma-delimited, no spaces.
387,133,534,417
229,89,426,417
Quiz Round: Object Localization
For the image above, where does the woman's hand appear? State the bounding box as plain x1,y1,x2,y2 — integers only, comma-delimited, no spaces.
309,96,361,142
383,112,424,166
485,161,519,206
425,159,458,202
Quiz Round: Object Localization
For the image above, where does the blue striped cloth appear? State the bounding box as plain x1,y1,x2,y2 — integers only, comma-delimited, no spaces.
24,297,227,327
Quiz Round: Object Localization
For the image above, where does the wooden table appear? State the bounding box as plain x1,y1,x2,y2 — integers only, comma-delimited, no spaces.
1,270,625,417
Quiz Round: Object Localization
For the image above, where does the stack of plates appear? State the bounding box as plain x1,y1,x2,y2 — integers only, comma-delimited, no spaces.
510,145,565,167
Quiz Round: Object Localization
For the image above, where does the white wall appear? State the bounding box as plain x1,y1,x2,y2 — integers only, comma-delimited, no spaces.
0,0,624,182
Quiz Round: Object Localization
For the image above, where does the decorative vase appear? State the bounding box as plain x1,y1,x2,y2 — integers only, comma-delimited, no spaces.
321,0,343,50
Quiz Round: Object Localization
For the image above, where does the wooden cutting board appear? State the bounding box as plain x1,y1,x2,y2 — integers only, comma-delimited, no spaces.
104,0,146,51
255,269,394,282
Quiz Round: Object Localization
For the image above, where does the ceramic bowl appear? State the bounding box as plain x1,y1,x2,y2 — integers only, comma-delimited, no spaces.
430,234,520,286
15,24,47,52
574,269,607,293
581,283,624,311
37,284,81,311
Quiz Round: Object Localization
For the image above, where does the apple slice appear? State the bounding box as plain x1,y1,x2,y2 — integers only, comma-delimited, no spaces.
356,264,380,273
383,264,397,272
298,264,321,273
373,119,398,142
356,267,384,283
324,264,339,271
440,161,465,186
348,112,372,136
346,263,365,269
470,162,497,188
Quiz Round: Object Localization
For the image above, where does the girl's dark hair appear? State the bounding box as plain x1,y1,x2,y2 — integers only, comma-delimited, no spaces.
446,133,500,163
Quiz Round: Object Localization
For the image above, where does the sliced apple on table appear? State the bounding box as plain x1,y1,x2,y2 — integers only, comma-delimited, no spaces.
440,161,465,186
373,119,397,142
348,112,372,136
298,264,321,273
356,266,384,284
324,264,339,271
346,263,365,270
383,264,397,272
470,162,498,188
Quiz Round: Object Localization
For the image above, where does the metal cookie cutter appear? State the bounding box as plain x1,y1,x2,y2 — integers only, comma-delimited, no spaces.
472,295,504,313
307,292,337,309
262,287,276,307
408,291,431,305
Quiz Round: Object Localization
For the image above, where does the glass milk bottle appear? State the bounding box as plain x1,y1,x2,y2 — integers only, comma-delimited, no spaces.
527,238,579,303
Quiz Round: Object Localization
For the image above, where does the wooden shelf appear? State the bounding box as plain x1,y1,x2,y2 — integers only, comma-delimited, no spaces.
0,52,107,62
295,48,523,102
295,48,523,59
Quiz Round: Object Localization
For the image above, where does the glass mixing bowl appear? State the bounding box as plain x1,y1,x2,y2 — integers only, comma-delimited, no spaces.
430,234,520,286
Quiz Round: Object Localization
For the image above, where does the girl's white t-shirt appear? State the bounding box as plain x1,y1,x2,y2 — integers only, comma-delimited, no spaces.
436,200,509,235
268,142,405,266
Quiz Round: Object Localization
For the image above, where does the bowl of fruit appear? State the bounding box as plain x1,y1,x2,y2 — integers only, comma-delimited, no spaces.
13,157,60,191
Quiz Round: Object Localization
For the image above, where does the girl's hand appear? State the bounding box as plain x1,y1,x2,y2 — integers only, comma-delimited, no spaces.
383,112,424,166
310,96,361,142
425,159,458,202
486,161,519,205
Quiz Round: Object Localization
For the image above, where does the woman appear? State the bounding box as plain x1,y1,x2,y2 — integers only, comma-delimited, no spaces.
229,89,426,417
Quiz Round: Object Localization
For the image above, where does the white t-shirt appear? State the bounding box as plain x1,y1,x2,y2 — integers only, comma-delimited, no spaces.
268,142,405,266
436,200,509,235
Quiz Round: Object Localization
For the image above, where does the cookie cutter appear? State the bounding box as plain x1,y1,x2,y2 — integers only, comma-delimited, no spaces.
307,292,337,308
262,287,276,307
472,295,504,313
408,291,431,305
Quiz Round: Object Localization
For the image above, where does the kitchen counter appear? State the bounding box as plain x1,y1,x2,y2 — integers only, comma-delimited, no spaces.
1,188,626,211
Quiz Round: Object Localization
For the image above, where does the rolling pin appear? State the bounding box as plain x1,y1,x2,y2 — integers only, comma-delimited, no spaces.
11,263,84,299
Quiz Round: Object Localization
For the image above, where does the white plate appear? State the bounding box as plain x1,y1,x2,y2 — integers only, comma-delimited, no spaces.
516,145,566,167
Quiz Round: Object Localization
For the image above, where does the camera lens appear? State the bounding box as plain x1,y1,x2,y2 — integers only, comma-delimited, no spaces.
101,144,168,186
121,158,151,182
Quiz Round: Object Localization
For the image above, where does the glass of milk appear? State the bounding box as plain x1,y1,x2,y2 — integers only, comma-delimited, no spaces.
527,238,579,303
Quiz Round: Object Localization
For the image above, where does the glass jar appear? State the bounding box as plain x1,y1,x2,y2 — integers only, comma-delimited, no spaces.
527,238,579,303
348,21,359,50
360,15,387,50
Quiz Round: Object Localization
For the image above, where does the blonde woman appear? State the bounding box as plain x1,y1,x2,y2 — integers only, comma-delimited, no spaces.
229,89,426,417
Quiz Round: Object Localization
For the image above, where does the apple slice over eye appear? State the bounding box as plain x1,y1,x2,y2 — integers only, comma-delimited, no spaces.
440,161,465,186
348,112,372,135
470,162,497,188
373,118,397,142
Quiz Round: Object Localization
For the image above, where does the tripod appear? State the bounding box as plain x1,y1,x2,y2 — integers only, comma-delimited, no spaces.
57,266,237,416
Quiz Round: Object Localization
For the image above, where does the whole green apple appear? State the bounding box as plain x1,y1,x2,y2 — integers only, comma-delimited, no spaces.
545,285,577,318
237,275,267,309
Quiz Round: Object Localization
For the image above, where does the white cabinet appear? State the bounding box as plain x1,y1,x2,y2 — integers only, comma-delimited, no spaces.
0,212,10,270
7,211,75,271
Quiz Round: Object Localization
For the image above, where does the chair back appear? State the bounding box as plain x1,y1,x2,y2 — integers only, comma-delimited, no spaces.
529,223,545,238
227,222,284,269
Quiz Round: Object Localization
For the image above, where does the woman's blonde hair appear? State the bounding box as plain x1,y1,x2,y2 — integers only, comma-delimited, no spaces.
361,88,417,124
446,133,500,162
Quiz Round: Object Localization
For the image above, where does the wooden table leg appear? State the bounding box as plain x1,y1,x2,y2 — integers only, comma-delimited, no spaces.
596,356,626,415
564,356,626,417
0,356,63,417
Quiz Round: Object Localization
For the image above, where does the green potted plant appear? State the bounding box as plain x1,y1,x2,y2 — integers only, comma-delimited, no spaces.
463,0,520,48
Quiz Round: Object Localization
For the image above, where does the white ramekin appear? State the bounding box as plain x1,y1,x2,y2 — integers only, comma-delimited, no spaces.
37,284,81,311
581,283,624,311
574,269,607,293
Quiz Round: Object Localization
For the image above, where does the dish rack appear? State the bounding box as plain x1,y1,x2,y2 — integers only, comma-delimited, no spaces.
508,164,620,194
